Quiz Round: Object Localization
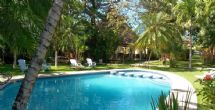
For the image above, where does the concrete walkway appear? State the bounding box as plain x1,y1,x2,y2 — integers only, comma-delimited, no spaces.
144,69,197,110
0,69,197,110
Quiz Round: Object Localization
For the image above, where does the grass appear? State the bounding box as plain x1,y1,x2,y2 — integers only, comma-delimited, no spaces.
0,64,22,75
0,64,131,75
0,55,214,110
144,55,213,110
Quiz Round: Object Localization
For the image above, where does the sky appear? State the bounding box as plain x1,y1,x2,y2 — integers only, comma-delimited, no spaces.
86,0,145,35
116,0,145,34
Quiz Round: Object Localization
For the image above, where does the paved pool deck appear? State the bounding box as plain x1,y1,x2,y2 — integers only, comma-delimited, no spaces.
144,69,197,110
0,69,197,110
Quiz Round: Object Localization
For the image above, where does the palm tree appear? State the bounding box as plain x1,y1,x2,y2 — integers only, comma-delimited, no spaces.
2,34,36,68
174,0,196,70
12,0,64,109
0,34,4,48
136,12,182,65
0,35,5,63
141,0,178,14
0,0,38,68
195,0,215,64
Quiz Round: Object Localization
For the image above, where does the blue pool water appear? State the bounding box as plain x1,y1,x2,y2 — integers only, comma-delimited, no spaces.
0,71,170,110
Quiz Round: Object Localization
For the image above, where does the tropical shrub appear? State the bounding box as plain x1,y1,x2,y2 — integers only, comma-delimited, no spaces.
151,91,192,110
197,75,215,109
202,48,215,65
169,59,177,68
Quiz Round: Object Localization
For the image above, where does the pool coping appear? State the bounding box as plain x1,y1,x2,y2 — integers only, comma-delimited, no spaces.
0,68,197,110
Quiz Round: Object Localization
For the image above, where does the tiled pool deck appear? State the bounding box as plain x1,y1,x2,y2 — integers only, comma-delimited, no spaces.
0,69,197,110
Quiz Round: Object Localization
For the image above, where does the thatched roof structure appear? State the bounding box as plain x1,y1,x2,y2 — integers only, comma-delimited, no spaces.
119,23,138,46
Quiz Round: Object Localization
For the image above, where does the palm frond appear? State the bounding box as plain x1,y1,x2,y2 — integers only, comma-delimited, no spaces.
135,12,182,55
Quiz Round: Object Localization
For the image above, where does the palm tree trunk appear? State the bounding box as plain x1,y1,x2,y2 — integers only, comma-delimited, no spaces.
188,27,192,70
55,50,58,67
13,50,17,68
12,0,64,109
2,48,5,64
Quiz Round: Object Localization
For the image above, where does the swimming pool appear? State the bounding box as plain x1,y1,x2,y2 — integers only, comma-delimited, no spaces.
0,70,171,110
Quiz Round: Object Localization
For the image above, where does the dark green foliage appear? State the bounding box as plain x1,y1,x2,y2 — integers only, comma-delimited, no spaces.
0,34,4,48
0,0,51,58
85,4,126,62
51,0,89,61
195,0,215,65
141,0,178,14
87,27,120,62
28,0,52,22
169,59,177,68
197,78,215,109
0,0,126,64
196,0,215,48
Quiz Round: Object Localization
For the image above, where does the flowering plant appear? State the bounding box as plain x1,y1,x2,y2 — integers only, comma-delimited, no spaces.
196,75,215,109
203,74,212,81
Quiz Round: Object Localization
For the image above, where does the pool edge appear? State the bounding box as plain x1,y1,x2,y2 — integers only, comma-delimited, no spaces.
0,68,197,110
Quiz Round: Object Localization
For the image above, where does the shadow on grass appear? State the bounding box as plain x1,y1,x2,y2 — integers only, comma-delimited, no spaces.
148,66,200,72
0,64,22,75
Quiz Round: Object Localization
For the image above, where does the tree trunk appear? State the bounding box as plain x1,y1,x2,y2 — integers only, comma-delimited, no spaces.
115,51,118,60
55,50,58,67
12,0,64,109
75,45,78,60
147,51,152,68
130,50,133,60
188,27,192,70
140,50,142,60
13,50,17,68
123,47,125,63
90,0,97,25
2,48,5,64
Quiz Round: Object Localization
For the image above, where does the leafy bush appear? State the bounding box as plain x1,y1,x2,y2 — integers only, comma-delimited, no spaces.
151,91,192,110
197,75,215,109
170,59,177,68
151,93,178,110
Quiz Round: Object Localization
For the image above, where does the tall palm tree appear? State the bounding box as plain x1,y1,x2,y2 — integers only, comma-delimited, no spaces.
195,0,215,64
141,0,178,14
136,12,182,63
174,0,196,70
51,0,86,67
0,34,4,48
12,0,64,109
0,0,38,68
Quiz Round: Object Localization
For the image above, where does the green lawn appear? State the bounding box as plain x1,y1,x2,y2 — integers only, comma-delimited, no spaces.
140,55,213,109
0,55,214,110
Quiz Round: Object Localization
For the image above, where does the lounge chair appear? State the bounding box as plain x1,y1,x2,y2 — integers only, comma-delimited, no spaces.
18,59,28,73
196,68,215,79
41,61,51,72
86,58,96,67
70,59,82,67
